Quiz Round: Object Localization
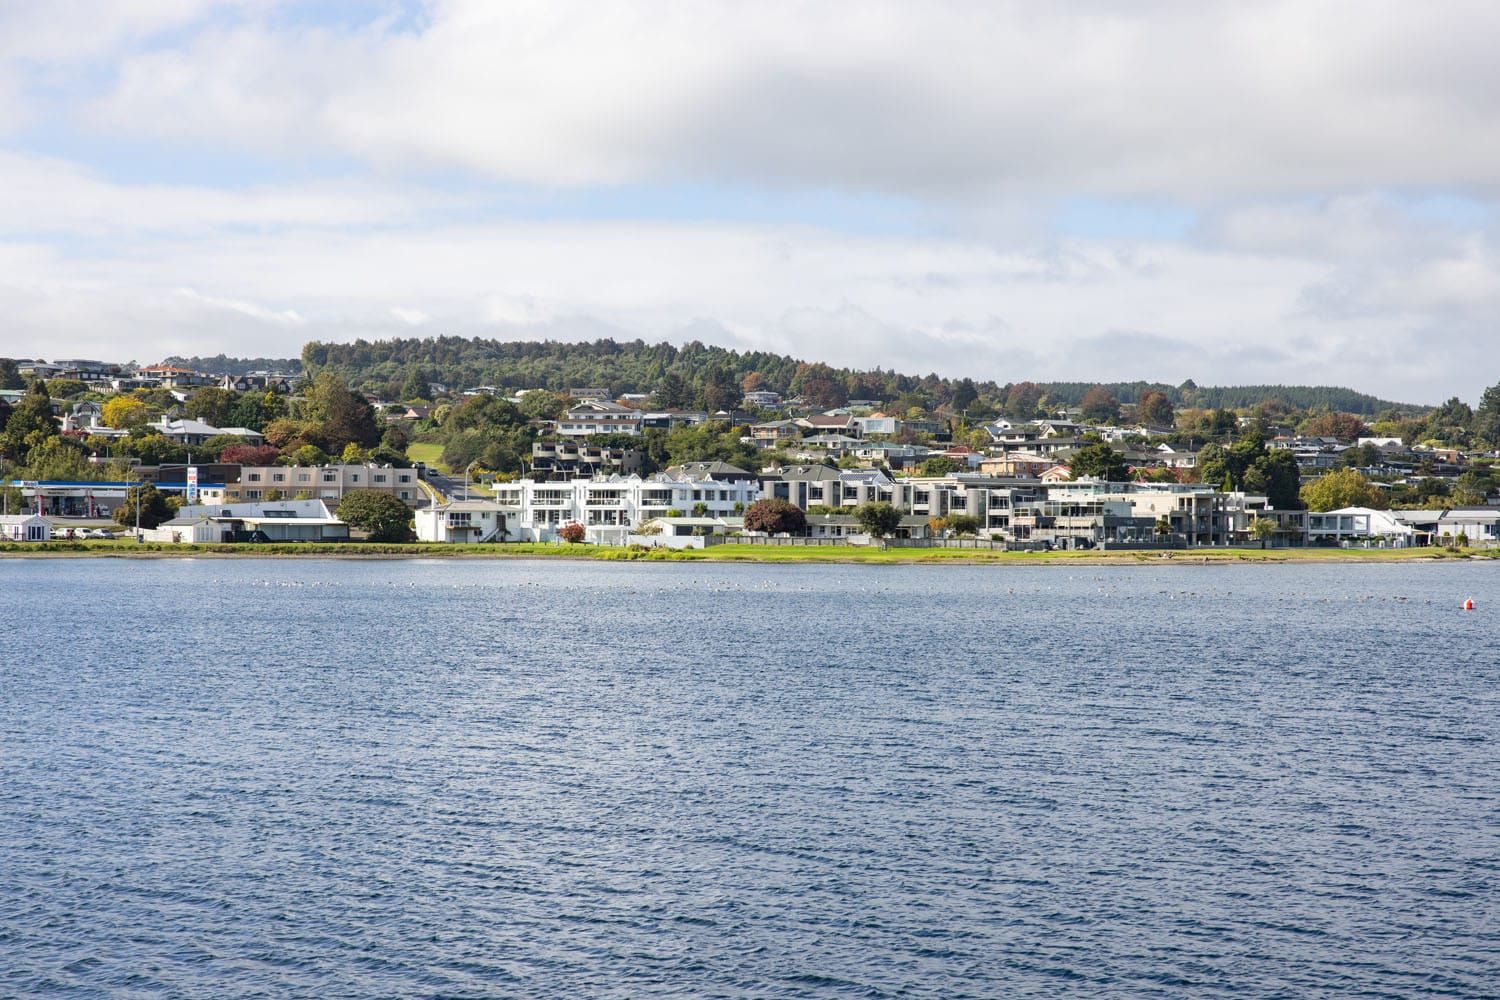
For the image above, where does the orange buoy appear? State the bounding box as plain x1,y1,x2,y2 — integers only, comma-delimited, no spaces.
1463,598,1475,611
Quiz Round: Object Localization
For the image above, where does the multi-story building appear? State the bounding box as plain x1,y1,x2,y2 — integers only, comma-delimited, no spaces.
556,399,643,437
491,473,760,543
225,464,422,506
528,441,643,480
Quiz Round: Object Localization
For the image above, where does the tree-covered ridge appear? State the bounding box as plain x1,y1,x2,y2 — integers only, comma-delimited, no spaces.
300,336,1420,414
1022,381,1416,416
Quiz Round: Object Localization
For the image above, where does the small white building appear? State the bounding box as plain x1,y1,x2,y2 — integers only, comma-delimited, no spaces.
0,514,52,541
415,500,520,543
147,499,349,544
1306,507,1415,547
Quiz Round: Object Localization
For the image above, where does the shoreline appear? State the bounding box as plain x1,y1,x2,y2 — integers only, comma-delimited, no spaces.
1,540,1494,565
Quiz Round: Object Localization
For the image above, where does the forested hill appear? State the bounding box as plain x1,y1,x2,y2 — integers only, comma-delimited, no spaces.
297,336,1420,414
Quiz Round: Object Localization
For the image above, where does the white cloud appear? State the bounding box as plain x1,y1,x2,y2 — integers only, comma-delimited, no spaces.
66,1,1500,199
1,211,1492,403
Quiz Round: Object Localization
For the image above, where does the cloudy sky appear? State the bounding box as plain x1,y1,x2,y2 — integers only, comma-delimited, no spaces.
3,1,1499,403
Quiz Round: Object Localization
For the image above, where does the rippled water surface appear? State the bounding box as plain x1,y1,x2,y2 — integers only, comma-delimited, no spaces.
3,558,1498,997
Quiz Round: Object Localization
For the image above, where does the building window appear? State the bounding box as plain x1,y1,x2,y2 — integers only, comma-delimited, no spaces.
248,473,261,482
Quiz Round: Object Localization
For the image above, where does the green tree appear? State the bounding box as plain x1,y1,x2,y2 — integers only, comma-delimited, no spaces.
1250,516,1277,549
115,483,174,530
185,387,236,427
946,513,980,536
1475,381,1500,447
0,359,23,390
854,501,902,542
519,390,569,421
0,382,58,462
1069,438,1129,481
300,372,380,452
337,490,414,541
743,498,807,535
917,456,960,477
1300,468,1388,511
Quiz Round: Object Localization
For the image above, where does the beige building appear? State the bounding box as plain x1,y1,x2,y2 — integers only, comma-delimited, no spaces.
224,464,422,507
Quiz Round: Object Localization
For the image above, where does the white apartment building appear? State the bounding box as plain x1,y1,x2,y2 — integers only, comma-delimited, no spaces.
491,473,760,543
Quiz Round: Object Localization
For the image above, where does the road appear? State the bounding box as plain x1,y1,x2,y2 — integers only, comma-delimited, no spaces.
422,469,485,502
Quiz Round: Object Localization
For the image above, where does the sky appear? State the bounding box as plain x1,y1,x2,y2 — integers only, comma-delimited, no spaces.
2,1,1499,404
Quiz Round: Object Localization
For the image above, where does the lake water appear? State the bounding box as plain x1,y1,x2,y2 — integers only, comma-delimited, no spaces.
2,558,1498,998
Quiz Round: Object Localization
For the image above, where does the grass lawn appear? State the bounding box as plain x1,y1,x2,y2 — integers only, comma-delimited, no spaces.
405,442,446,471
3,539,1495,564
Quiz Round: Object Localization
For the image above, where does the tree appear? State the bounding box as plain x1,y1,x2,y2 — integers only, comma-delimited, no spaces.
300,372,380,452
102,396,152,430
0,382,58,461
115,483,174,531
220,443,280,465
1302,411,1368,441
184,387,235,427
337,490,414,542
1250,516,1277,549
917,456,960,477
1137,390,1174,428
519,390,568,421
1003,381,1044,419
0,359,23,390
1069,438,1129,481
691,501,709,517
743,498,807,535
854,501,902,542
1475,381,1500,447
1080,386,1120,423
1300,469,1388,511
946,513,980,537
558,521,586,543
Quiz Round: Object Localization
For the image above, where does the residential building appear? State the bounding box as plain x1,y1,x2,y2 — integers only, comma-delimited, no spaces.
415,500,521,543
149,499,350,543
1306,507,1415,547
147,418,265,448
225,464,421,506
491,473,760,544
529,441,644,480
557,399,643,437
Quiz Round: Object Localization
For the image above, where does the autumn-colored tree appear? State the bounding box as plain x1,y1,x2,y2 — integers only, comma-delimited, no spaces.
743,498,807,535
1136,390,1174,427
1080,386,1121,423
558,521,586,543
102,396,152,430
219,443,281,465
1302,411,1368,441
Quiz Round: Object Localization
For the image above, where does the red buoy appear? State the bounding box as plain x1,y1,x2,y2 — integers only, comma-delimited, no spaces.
1463,598,1475,611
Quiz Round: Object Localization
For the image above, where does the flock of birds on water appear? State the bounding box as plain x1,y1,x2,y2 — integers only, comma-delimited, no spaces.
214,573,1456,606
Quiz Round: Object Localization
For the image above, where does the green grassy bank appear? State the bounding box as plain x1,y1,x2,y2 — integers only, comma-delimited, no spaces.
2,539,1495,564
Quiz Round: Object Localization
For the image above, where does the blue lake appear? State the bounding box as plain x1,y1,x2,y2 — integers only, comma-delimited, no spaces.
2,558,1498,997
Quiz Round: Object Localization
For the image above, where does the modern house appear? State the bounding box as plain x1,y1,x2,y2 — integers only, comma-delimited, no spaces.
1306,507,1415,547
415,500,520,543
556,399,643,437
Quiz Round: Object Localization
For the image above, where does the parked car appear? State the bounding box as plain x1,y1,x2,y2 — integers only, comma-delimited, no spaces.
85,528,115,539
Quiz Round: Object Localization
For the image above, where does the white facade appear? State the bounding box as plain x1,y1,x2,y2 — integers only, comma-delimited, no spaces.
415,500,520,543
0,514,52,541
1306,507,1415,546
492,474,760,543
